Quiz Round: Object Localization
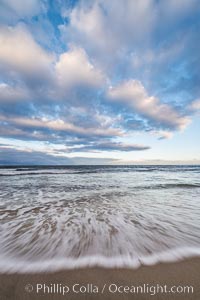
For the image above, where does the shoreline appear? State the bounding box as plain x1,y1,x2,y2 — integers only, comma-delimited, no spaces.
0,257,199,300
1,246,200,274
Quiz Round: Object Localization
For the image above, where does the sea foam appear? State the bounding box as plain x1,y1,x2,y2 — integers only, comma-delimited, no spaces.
0,247,200,273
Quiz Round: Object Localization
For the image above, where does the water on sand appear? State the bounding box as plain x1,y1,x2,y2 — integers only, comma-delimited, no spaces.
0,165,200,272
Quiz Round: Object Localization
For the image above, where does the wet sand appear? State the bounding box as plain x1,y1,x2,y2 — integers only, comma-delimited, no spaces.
0,257,199,300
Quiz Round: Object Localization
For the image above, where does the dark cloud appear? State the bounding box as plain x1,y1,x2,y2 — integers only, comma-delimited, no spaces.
72,142,150,152
0,147,71,165
0,147,116,165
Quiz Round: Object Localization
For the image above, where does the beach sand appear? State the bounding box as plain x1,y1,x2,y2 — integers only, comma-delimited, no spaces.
0,257,199,300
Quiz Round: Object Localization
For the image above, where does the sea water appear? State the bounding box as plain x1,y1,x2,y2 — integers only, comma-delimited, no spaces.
0,165,200,273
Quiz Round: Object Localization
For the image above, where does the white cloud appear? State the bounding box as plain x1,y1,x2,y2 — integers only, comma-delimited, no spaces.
0,25,105,101
108,80,190,130
0,115,122,138
0,25,54,82
64,0,197,56
69,3,113,52
60,0,157,71
188,99,200,111
60,0,199,77
156,130,173,140
55,46,105,92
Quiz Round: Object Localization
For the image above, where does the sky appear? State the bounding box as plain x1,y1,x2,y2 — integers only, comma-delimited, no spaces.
0,0,200,165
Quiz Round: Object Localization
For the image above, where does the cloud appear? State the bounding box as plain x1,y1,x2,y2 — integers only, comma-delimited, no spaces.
1,0,41,18
160,0,198,17
59,0,158,73
55,46,105,92
0,24,105,94
60,0,199,70
188,99,200,112
0,146,71,165
0,114,123,142
0,1,199,162
115,158,200,166
63,0,156,50
108,80,190,130
60,0,200,106
0,146,117,165
156,131,173,140
0,25,54,85
71,141,150,152
0,83,30,103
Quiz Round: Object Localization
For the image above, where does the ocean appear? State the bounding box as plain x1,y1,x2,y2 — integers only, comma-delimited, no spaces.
0,165,200,273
